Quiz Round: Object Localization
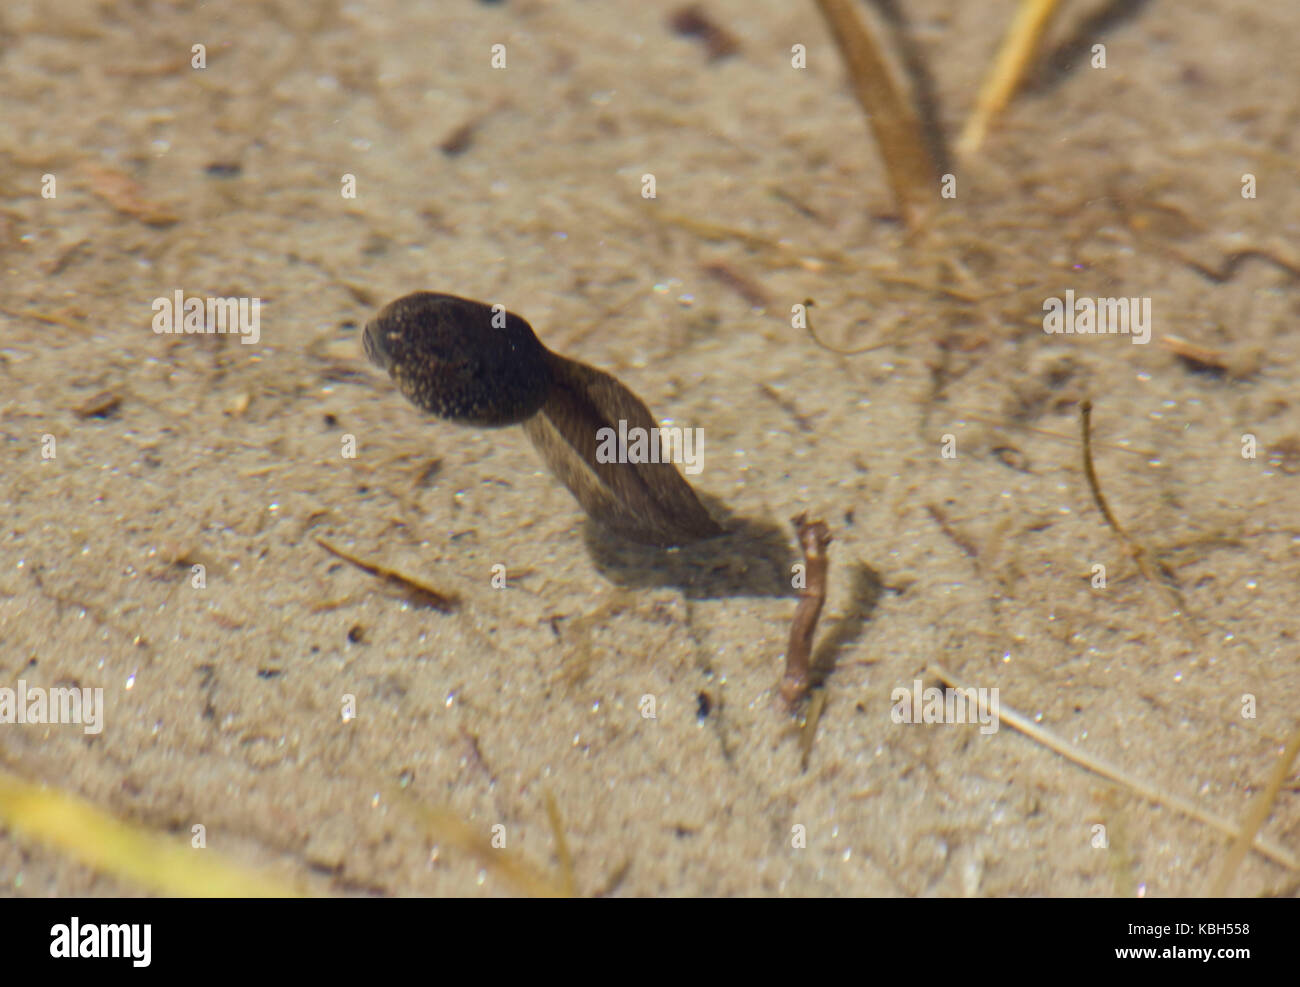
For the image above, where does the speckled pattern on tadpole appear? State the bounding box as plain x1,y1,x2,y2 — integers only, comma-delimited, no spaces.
363,292,552,426
364,291,723,547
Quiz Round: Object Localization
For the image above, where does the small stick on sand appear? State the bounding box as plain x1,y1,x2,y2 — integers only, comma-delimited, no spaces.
929,664,1300,872
781,514,832,708
1079,400,1127,537
315,537,459,614
1079,400,1182,609
957,0,1063,157
801,298,890,356
1159,334,1228,373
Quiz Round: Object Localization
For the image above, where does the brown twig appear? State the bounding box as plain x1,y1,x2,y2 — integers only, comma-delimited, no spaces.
1160,335,1262,380
73,390,123,419
1079,400,1125,536
1159,335,1227,372
701,261,769,309
781,514,832,707
315,538,459,613
801,298,889,356
1079,401,1181,608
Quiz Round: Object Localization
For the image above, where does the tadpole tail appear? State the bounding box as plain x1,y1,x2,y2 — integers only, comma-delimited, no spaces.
522,350,723,548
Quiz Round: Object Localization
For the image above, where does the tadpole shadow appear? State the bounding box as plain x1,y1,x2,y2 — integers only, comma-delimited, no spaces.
582,496,795,599
584,504,887,696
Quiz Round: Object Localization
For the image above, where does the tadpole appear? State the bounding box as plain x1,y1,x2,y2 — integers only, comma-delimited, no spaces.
363,291,723,548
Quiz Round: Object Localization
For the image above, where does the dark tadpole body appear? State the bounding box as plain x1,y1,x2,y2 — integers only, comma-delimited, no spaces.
363,292,552,426
364,291,723,548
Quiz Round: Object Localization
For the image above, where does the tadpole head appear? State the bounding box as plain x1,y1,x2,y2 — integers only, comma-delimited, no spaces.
364,291,553,426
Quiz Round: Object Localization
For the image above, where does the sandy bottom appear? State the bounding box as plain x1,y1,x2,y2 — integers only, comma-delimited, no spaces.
1,0,1298,896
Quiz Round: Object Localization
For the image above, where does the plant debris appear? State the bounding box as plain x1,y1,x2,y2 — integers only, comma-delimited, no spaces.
669,5,741,61
780,513,832,708
315,537,459,613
